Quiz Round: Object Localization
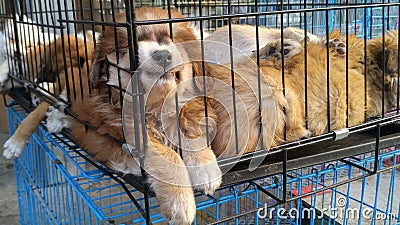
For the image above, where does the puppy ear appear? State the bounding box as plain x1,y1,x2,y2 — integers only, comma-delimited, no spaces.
90,47,105,86
376,49,390,72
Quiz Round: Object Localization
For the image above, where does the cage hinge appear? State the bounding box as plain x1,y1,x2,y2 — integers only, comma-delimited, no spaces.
333,128,349,141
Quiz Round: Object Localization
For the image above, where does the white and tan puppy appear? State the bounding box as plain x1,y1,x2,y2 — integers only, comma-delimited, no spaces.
3,34,94,159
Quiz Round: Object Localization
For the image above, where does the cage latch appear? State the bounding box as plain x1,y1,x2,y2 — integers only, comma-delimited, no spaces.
333,128,349,141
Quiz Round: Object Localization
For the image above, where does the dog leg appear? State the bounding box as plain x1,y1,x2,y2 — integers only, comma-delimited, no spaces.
284,90,313,141
145,136,196,225
330,78,349,131
3,101,50,159
284,27,321,44
178,100,222,195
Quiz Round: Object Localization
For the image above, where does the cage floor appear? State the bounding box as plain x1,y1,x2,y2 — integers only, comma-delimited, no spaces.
302,170,400,225
7,94,400,225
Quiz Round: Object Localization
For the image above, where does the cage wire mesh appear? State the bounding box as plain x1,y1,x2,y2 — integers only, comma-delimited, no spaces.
7,103,400,224
1,0,400,224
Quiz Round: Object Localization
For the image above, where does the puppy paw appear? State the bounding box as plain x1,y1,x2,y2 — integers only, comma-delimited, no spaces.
287,127,313,142
181,146,222,195
156,184,196,225
300,129,313,139
159,187,196,225
326,38,346,56
186,158,222,195
3,137,26,159
0,79,11,93
46,106,71,133
257,39,302,60
31,93,41,107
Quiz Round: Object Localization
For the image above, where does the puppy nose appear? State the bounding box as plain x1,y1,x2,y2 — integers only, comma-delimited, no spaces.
152,50,172,67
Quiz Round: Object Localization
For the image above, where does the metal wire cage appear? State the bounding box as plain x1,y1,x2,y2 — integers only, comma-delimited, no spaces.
7,102,400,224
1,0,400,224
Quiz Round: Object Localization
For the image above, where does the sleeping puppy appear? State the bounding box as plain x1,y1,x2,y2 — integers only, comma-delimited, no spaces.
70,7,221,224
364,30,399,116
3,34,94,159
0,15,56,92
253,30,399,137
69,6,301,224
204,24,321,64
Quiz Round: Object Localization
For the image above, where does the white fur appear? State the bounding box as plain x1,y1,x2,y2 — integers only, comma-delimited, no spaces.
76,30,100,43
204,25,321,64
0,31,10,91
46,106,72,133
190,23,210,40
0,15,56,92
3,137,26,159
0,61,10,91
45,90,71,133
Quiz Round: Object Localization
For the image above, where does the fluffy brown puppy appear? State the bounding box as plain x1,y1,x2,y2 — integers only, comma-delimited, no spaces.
3,34,94,159
365,31,399,116
254,30,398,137
70,6,306,223
71,7,222,224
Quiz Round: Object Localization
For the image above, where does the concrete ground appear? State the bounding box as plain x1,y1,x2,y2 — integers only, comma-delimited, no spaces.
0,133,20,225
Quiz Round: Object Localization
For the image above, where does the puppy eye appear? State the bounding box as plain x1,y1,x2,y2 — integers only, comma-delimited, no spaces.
116,48,127,58
158,35,171,45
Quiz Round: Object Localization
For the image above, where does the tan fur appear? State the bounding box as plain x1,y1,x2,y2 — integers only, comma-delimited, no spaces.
71,7,223,225
3,34,94,159
6,101,50,144
70,7,311,224
365,30,399,116
40,34,94,100
255,30,398,137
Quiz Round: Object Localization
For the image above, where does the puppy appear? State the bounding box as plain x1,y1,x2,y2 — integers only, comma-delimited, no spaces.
204,24,320,64
70,6,301,224
3,34,94,159
365,30,399,116
69,7,224,224
0,15,57,92
253,30,398,137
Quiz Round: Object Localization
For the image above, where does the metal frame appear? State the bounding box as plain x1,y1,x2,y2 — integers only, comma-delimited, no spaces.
1,0,400,224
